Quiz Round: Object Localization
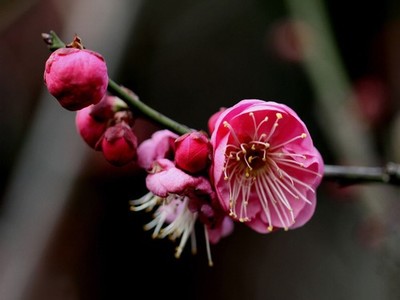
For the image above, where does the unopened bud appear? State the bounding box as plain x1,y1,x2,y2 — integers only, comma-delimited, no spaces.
75,105,107,150
44,47,108,111
101,122,138,166
175,131,211,173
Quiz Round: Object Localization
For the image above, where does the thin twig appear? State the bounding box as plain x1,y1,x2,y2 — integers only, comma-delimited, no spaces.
324,163,400,186
42,31,400,187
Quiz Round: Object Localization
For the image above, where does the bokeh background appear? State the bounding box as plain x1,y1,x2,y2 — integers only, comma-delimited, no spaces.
1,0,400,299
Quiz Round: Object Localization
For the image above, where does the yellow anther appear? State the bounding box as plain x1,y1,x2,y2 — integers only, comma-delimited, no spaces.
175,247,183,258
301,133,307,138
251,144,256,150
276,113,283,119
268,226,274,232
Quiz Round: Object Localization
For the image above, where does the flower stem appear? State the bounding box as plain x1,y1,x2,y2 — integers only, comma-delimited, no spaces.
42,31,400,187
42,31,191,136
41,30,66,51
107,79,191,135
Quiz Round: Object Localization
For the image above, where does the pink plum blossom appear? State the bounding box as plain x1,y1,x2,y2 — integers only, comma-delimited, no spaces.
210,99,324,233
130,158,233,266
44,47,108,111
145,159,200,197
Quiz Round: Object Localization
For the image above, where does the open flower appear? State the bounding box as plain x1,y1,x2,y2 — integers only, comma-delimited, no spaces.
210,99,323,233
130,158,233,266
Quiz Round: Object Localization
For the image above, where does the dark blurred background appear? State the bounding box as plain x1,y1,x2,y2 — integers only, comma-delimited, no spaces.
1,0,400,299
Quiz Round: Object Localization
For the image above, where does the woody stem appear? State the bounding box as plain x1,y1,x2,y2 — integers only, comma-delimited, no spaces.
42,31,400,186
323,162,400,186
42,30,191,136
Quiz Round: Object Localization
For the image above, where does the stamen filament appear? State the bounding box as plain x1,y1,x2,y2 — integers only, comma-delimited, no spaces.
258,172,287,229
254,179,273,229
129,192,161,212
264,113,282,142
269,133,307,150
275,160,322,177
191,230,197,255
204,225,214,267
224,121,241,144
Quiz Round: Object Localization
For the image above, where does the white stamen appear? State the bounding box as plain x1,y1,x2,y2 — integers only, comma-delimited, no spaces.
258,172,287,229
222,110,321,231
129,192,161,212
191,230,197,255
204,225,214,267
224,121,241,144
263,113,282,142
269,133,307,151
249,112,269,139
274,159,322,177
254,179,273,228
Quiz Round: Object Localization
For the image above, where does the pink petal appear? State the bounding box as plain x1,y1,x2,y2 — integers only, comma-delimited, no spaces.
146,159,200,197
137,130,178,170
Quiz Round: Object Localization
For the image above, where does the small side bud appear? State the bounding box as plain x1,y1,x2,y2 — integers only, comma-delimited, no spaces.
174,131,211,173
101,122,138,166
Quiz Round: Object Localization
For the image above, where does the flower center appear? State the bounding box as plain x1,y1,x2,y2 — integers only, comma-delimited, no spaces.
222,112,318,230
237,141,270,177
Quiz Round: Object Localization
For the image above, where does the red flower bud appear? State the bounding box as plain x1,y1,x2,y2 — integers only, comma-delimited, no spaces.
174,131,211,173
75,105,108,149
44,47,108,111
101,122,138,166
89,95,121,122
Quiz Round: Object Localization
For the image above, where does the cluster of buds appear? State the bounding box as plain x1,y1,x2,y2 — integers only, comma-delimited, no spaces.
76,94,138,166
44,36,138,166
43,35,324,265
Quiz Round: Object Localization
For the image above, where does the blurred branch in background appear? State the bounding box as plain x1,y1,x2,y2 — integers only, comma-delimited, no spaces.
324,163,400,186
0,0,142,299
285,0,400,293
285,0,398,224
